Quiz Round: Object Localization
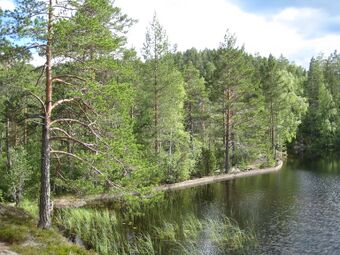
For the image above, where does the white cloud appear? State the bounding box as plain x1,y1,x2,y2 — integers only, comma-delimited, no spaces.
116,0,340,67
272,7,329,38
0,0,14,10
29,53,45,67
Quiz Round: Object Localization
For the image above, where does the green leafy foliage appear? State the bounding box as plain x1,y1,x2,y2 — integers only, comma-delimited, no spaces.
295,54,340,155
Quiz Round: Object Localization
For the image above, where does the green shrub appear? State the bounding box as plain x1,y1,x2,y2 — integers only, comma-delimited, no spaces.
0,223,28,243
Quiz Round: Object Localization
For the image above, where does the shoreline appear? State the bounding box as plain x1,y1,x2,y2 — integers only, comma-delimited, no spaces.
54,160,283,209
156,160,283,191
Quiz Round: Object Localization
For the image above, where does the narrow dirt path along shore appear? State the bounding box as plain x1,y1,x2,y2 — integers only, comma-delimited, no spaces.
156,160,283,191
54,160,283,209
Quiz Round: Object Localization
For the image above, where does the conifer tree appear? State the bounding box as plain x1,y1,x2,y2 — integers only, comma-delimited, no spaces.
138,14,192,182
213,32,258,172
2,0,133,228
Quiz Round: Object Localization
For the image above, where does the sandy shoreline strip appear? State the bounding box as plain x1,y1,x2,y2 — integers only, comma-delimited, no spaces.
54,160,283,208
156,160,283,191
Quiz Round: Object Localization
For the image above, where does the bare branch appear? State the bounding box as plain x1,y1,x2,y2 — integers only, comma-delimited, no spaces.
50,118,100,139
35,64,47,86
26,91,46,113
51,97,81,112
50,127,71,137
26,44,47,50
50,136,97,153
52,78,77,86
53,155,68,181
53,5,77,11
99,141,136,176
76,100,98,117
50,150,121,189
30,120,45,125
52,75,86,82
25,114,45,120
51,150,83,161
51,118,94,127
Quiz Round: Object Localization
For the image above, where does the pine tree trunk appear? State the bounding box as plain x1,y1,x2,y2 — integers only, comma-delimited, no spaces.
270,99,275,159
38,122,51,228
224,89,231,172
24,96,28,145
5,114,11,171
154,61,160,155
0,129,3,156
201,101,206,145
38,0,53,229
154,89,159,154
14,122,18,146
188,102,194,147
225,109,230,172
231,131,235,165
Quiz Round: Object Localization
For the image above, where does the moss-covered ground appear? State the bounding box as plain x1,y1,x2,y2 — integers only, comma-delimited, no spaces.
0,203,96,255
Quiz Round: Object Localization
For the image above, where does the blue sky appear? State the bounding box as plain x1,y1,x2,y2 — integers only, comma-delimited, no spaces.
233,0,340,14
232,0,340,37
1,0,339,67
115,0,340,67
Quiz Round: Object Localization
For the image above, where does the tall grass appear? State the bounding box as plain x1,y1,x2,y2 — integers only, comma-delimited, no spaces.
154,215,256,254
55,209,256,255
19,199,38,218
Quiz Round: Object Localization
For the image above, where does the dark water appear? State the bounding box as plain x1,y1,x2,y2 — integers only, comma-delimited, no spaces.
136,157,340,254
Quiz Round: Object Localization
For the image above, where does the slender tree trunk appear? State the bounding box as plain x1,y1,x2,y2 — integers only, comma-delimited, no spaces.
24,96,28,145
201,101,206,145
14,122,18,146
39,122,51,229
224,89,231,172
231,131,235,165
270,99,275,159
153,61,160,155
67,125,73,171
38,0,53,229
130,105,134,119
5,114,11,171
154,89,159,154
169,129,173,156
0,129,3,156
225,109,230,172
188,101,194,147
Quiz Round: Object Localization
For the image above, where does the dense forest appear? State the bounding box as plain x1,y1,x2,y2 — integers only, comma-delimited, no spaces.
0,0,339,232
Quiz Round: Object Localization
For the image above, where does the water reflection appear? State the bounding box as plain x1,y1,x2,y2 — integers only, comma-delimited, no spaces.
137,157,340,254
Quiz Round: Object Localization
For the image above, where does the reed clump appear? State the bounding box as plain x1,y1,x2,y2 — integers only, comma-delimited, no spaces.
56,209,256,255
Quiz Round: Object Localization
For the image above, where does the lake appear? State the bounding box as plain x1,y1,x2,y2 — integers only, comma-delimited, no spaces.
134,156,340,254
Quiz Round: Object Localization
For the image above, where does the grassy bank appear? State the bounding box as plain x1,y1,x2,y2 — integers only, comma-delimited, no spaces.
0,203,96,255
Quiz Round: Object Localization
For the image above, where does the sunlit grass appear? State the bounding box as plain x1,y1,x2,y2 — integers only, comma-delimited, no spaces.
56,208,257,255
19,199,39,218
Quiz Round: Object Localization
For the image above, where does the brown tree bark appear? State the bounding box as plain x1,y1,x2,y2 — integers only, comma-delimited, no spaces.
5,114,11,171
0,129,3,157
24,97,28,145
270,99,276,159
188,101,194,147
200,101,207,145
153,61,160,155
224,88,231,173
38,0,53,229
